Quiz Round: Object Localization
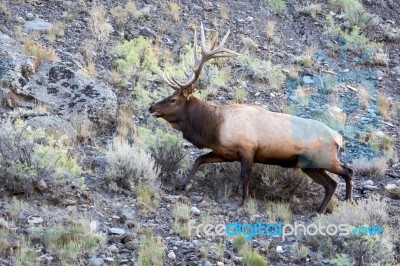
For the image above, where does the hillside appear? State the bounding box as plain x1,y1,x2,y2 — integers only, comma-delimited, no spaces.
0,0,399,265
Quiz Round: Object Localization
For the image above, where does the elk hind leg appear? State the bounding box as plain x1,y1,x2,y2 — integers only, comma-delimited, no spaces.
302,168,338,214
326,164,354,201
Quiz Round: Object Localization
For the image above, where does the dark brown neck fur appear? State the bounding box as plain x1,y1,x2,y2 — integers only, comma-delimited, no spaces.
177,96,223,149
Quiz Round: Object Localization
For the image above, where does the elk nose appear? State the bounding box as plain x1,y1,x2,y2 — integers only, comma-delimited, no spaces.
148,105,153,112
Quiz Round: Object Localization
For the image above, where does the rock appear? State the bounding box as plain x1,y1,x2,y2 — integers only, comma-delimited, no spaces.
27,216,43,226
392,66,400,76
375,131,385,138
0,218,9,229
90,220,100,233
254,91,260,97
204,262,212,266
385,184,400,199
191,206,201,215
276,246,284,253
363,185,380,191
25,12,35,21
189,195,203,203
92,156,108,169
107,227,126,235
165,195,181,202
124,241,137,251
0,33,117,129
37,179,48,191
301,76,314,85
168,251,176,260
139,27,157,39
24,18,54,32
107,245,118,254
192,4,203,10
120,209,135,220
217,262,224,266
26,116,77,141
361,180,374,186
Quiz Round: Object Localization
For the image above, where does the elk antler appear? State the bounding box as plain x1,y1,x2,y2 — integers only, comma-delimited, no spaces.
163,23,239,96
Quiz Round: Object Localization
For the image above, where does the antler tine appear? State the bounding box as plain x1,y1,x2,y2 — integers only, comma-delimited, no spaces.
163,73,180,90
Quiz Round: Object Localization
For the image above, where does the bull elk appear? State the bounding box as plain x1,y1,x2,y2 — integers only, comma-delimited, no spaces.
149,23,353,213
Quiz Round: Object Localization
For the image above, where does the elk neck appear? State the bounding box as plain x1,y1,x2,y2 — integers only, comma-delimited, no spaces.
176,96,223,149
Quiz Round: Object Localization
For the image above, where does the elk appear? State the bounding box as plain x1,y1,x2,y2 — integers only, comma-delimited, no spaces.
149,23,353,214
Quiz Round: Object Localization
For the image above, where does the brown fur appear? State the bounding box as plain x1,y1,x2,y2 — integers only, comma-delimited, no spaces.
149,94,354,214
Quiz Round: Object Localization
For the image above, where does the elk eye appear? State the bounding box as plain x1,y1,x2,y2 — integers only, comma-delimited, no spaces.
170,98,176,103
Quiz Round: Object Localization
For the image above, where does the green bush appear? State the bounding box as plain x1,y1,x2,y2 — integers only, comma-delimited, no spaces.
264,0,287,13
0,119,83,195
104,138,160,192
237,52,285,91
239,248,268,266
137,127,187,182
305,197,396,265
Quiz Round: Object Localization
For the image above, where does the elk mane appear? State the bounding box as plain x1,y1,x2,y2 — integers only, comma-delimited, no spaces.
180,97,223,149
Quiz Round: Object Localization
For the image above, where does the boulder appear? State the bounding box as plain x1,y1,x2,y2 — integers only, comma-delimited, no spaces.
0,33,117,129
26,116,77,140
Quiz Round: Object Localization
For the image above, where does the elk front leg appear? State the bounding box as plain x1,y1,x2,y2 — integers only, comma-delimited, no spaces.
185,152,226,191
239,153,254,206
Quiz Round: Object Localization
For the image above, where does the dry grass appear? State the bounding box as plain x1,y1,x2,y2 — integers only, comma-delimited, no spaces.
267,202,292,224
111,5,128,27
82,60,96,77
46,21,65,43
116,105,134,139
220,3,230,20
265,20,276,42
0,3,12,19
23,40,59,61
298,4,322,18
168,2,180,23
300,45,316,68
89,4,113,42
358,87,370,110
352,157,387,180
370,51,389,66
378,92,399,120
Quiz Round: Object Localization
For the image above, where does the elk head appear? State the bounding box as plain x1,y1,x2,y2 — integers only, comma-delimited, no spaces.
149,23,239,124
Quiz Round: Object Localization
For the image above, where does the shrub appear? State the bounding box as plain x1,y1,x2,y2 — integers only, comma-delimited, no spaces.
168,2,180,22
267,202,292,224
138,230,165,266
325,14,381,53
89,3,113,42
114,37,160,113
264,0,287,13
137,127,187,183
352,157,387,180
239,248,268,266
232,235,247,251
0,120,83,196
298,4,322,18
18,218,106,265
23,40,59,61
290,242,308,263
104,138,159,192
305,197,396,265
237,52,285,91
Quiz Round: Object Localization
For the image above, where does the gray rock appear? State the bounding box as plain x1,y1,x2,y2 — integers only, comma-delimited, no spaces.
120,209,135,220
24,18,54,32
37,179,48,191
25,13,35,21
361,180,374,186
301,76,314,85
26,116,77,140
363,185,380,191
0,33,117,129
92,156,108,168
191,206,201,215
0,218,9,229
139,27,157,39
88,257,105,266
108,227,126,235
190,195,203,203
168,251,176,260
124,241,137,251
